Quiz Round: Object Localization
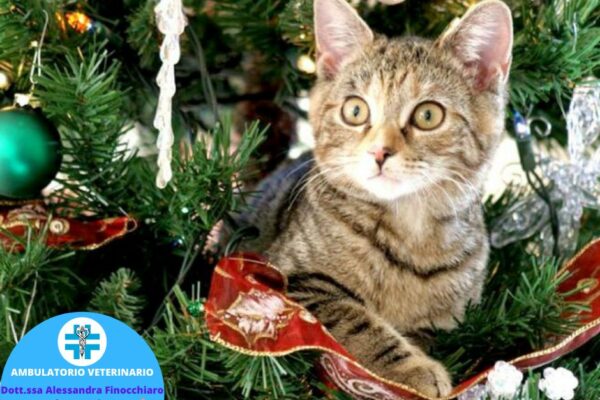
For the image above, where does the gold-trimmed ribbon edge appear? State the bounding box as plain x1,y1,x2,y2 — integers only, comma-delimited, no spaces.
71,217,137,251
208,314,600,400
211,249,600,400
557,237,600,276
8,217,136,251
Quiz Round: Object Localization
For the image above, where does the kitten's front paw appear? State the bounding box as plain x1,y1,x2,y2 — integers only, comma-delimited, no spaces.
390,357,452,397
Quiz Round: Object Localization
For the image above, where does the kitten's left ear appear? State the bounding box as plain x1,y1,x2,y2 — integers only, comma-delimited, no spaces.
314,0,374,78
437,0,513,91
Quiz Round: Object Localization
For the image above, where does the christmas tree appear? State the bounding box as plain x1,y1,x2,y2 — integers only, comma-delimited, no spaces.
0,0,599,399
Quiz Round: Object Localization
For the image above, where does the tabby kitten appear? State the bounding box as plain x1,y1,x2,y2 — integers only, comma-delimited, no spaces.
241,0,513,395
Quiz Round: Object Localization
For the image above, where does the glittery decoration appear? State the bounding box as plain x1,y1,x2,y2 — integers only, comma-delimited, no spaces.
153,0,186,188
457,384,488,400
0,70,11,91
66,11,93,33
187,301,204,317
491,79,600,257
49,218,69,235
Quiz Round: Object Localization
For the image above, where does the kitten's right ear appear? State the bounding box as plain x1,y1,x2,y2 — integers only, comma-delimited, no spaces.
314,0,373,78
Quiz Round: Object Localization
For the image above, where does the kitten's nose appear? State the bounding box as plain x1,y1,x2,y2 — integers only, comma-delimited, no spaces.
369,146,395,168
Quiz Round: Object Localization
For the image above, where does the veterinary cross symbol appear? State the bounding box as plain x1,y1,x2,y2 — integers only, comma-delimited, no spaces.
63,324,101,360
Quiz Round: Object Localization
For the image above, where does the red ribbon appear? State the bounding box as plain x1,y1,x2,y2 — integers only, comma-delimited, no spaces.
0,201,135,251
206,239,600,399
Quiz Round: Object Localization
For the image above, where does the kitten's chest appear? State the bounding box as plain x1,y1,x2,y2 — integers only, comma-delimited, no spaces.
366,256,482,332
320,209,486,331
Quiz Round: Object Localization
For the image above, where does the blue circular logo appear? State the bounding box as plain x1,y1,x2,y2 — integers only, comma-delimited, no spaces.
57,317,107,367
1,312,164,399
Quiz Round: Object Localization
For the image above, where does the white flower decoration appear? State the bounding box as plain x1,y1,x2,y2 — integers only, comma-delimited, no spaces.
538,367,579,400
486,361,523,399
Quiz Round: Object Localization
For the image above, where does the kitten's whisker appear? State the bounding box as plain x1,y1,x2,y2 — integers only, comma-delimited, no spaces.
446,175,479,199
444,171,480,200
288,167,329,211
287,163,348,211
311,167,348,201
437,173,478,201
420,165,479,201
284,157,316,180
447,169,480,192
418,171,460,221
286,164,321,212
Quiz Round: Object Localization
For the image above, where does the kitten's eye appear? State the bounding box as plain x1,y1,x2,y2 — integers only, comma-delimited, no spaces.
411,102,445,131
341,96,370,126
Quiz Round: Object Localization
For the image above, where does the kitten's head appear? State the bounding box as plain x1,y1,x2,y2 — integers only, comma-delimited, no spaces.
310,0,512,203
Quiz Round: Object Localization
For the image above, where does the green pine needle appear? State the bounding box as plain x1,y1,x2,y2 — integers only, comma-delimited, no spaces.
89,268,145,330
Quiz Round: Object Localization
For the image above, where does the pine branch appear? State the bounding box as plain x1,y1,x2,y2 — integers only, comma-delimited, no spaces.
146,287,240,399
432,258,583,379
212,0,309,97
35,42,132,216
127,0,159,70
144,116,266,249
510,0,600,110
89,268,145,330
0,225,76,365
223,351,315,399
278,0,313,49
145,117,266,329
213,0,286,55
0,1,35,67
573,359,600,400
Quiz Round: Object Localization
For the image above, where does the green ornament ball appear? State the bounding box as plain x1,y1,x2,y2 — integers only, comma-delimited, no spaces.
187,301,204,317
0,108,62,199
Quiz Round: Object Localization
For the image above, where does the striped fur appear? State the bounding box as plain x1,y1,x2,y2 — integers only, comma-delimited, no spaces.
239,1,512,396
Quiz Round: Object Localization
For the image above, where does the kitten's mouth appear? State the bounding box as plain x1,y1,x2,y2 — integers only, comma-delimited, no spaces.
367,172,401,183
